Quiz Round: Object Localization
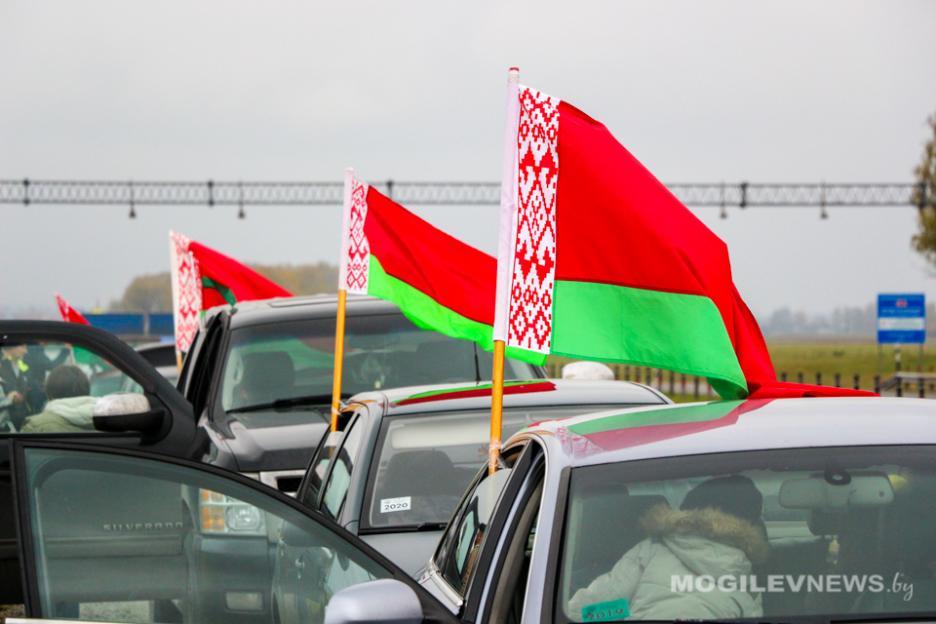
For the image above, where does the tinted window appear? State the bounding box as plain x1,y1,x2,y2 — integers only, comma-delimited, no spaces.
436,449,524,595
365,406,624,530
557,446,936,623
301,430,343,510
20,447,392,624
321,419,366,519
220,314,538,419
1,341,146,436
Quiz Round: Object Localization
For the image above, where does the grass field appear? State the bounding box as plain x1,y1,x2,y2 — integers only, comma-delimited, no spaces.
547,340,934,397
767,341,934,388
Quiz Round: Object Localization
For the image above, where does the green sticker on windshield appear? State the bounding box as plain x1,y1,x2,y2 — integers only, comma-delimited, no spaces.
581,598,630,622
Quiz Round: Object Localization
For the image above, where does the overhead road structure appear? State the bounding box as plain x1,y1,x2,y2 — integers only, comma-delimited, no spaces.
0,179,928,219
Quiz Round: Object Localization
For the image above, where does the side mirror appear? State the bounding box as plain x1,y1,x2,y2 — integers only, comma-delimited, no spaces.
92,393,165,434
324,579,422,624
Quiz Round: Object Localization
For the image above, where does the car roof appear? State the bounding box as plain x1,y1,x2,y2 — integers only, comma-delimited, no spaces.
206,294,403,328
520,397,936,468
349,379,669,417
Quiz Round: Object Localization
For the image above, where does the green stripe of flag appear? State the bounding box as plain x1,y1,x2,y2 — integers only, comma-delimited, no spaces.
368,257,546,366
552,280,747,398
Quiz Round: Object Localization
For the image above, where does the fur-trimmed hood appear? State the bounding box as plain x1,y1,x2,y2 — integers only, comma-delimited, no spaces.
641,504,769,567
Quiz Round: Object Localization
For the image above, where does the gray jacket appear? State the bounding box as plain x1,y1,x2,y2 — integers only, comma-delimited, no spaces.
569,505,768,621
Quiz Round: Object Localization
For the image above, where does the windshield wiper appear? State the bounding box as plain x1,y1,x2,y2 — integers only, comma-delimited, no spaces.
226,393,345,415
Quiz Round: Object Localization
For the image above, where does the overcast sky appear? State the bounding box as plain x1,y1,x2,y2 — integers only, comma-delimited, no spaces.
2,0,935,319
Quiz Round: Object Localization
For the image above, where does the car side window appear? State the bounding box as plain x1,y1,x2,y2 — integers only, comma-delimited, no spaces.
435,446,526,595
185,316,225,417
0,340,148,436
301,431,341,510
17,445,394,624
321,417,366,519
300,408,363,511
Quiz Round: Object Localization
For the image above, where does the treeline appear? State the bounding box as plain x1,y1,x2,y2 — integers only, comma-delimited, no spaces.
109,262,338,312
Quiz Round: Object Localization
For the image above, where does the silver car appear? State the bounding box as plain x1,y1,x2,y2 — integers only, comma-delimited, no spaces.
415,397,936,623
291,378,669,575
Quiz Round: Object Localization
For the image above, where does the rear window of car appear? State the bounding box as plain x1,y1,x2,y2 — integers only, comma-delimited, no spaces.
556,445,936,623
220,313,539,418
362,405,632,531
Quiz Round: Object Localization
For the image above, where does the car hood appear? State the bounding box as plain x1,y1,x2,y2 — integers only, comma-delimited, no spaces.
224,416,329,472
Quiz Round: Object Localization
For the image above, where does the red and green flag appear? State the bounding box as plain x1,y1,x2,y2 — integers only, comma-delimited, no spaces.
493,75,873,399
169,231,292,353
338,173,542,365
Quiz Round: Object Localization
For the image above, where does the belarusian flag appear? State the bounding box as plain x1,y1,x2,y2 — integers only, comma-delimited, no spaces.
493,74,873,399
55,294,90,325
339,173,540,364
169,231,292,353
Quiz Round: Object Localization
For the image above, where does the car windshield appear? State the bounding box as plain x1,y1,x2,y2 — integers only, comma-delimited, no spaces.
363,405,627,531
556,445,936,623
220,313,539,418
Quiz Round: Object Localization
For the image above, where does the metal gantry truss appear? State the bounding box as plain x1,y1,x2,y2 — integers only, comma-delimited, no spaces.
0,179,927,218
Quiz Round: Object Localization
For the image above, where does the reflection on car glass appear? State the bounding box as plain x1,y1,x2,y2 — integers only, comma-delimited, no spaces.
559,448,936,622
219,315,538,415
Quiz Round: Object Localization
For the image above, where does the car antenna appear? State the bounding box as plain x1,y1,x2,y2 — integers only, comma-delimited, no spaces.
473,342,482,384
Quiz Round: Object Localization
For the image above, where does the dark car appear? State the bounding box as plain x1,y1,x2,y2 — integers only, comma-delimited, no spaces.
178,294,545,494
0,321,200,610
0,301,542,623
287,379,668,580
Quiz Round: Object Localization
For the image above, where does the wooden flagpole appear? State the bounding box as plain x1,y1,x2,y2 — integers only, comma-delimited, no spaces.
330,288,347,432
330,168,354,432
489,340,506,474
489,67,521,475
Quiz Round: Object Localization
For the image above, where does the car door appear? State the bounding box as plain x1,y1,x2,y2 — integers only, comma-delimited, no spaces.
0,321,198,608
7,439,457,624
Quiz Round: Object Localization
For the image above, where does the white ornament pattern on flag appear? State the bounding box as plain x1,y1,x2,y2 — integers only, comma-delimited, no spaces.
506,86,559,354
170,231,202,353
344,178,370,294
55,295,72,321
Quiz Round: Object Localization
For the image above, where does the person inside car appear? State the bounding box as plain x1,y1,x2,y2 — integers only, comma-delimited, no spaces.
569,475,769,621
1,342,38,429
21,365,97,433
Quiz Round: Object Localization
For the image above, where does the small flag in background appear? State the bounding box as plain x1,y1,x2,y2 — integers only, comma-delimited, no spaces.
493,78,873,399
169,231,292,354
54,293,90,325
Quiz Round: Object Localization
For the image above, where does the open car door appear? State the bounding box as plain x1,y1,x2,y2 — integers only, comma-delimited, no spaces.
0,321,200,607
7,440,456,624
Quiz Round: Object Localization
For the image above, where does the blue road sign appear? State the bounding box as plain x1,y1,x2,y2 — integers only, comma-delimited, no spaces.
877,293,926,344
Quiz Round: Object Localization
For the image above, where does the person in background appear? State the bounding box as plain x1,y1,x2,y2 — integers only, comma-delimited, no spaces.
569,475,769,621
25,343,75,415
21,365,97,434
0,343,32,430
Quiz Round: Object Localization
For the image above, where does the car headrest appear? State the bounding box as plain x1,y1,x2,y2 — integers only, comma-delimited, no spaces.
380,450,460,498
240,351,295,401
